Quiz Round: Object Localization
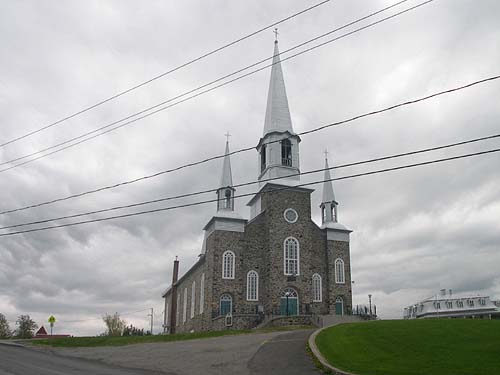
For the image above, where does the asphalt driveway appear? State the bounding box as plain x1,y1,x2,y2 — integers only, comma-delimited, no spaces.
18,329,320,375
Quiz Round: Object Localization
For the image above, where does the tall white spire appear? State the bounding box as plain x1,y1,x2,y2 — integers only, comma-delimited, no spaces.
263,39,294,136
220,137,233,188
255,35,301,187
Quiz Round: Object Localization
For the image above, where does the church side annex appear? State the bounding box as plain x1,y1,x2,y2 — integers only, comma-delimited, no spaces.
162,38,353,333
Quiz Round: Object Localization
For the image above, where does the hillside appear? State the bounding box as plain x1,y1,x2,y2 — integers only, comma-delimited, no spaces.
315,319,500,375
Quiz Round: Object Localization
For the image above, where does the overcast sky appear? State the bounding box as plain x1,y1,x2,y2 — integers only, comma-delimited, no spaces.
1,0,499,336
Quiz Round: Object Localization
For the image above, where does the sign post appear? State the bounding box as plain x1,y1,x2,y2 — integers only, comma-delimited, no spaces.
48,315,56,336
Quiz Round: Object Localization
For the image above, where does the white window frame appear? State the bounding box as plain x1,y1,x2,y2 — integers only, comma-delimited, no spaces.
335,258,345,284
200,273,205,314
176,293,180,326
165,302,169,329
246,270,259,301
283,237,300,276
312,273,322,302
222,250,235,279
183,288,188,323
190,281,195,319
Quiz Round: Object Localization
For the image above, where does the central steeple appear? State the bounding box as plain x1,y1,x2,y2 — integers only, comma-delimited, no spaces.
263,38,294,136
256,35,301,186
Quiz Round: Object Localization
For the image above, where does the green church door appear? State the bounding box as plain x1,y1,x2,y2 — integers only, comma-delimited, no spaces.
280,288,299,316
335,297,344,315
280,297,298,316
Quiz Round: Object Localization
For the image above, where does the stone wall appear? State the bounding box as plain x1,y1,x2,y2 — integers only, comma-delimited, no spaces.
260,185,330,316
264,315,316,327
326,239,353,315
163,183,354,332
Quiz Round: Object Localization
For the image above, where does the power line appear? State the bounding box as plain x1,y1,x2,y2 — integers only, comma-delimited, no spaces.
0,0,428,173
2,132,499,231
0,72,497,217
0,0,331,149
1,146,498,237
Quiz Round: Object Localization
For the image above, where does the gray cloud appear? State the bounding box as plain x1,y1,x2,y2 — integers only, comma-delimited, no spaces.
1,0,499,334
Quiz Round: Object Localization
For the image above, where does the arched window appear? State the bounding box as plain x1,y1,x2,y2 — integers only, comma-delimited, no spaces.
281,139,292,166
312,273,322,302
335,259,345,284
199,273,205,314
261,144,267,172
224,188,232,209
284,237,300,275
246,271,259,301
190,281,195,319
220,294,232,316
222,251,235,279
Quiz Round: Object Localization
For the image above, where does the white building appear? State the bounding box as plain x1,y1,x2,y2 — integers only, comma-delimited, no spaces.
404,289,500,319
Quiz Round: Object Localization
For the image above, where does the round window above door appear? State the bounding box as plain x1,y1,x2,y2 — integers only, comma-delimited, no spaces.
284,208,298,223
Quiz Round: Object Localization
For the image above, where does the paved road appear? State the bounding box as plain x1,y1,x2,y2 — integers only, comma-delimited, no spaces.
248,329,319,375
0,344,164,375
0,329,320,375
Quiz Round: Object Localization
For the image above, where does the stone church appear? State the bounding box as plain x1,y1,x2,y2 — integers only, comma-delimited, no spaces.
162,39,353,333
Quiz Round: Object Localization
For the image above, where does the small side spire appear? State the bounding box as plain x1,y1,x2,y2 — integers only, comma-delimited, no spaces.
321,150,336,204
320,151,338,225
220,132,233,188
217,135,235,212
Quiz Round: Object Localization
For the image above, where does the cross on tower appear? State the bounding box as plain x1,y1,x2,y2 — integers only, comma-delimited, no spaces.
273,28,279,42
225,131,231,142
324,149,329,159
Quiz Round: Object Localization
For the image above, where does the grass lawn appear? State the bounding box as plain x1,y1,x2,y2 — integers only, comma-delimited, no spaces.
31,324,313,347
315,319,500,375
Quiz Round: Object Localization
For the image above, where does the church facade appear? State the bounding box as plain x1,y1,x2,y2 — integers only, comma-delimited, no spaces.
162,39,353,333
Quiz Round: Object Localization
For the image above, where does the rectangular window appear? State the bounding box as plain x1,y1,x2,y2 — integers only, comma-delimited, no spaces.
183,288,188,323
176,294,180,326
190,281,195,319
200,273,205,314
165,302,169,329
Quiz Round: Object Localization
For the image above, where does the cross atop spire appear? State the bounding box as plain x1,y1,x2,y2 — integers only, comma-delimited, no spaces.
225,131,231,142
324,149,329,159
273,28,279,43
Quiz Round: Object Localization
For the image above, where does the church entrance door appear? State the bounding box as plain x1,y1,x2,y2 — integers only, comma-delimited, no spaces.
335,297,344,315
280,288,298,316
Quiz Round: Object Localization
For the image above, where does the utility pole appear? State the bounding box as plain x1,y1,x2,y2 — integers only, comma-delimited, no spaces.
148,308,153,335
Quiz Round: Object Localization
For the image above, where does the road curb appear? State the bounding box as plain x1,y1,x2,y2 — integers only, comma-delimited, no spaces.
0,340,25,348
307,325,357,375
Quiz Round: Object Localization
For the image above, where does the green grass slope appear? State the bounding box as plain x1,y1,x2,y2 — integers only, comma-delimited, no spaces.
316,319,500,375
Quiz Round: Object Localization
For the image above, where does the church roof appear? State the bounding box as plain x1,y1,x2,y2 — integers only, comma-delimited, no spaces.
263,41,294,136
220,140,233,188
321,157,336,204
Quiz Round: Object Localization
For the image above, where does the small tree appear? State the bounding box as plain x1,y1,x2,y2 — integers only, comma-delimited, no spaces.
15,315,38,339
0,313,12,338
102,312,126,336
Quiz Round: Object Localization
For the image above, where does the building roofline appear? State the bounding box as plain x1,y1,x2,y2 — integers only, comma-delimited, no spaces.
246,182,314,206
162,255,206,298
256,131,301,150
